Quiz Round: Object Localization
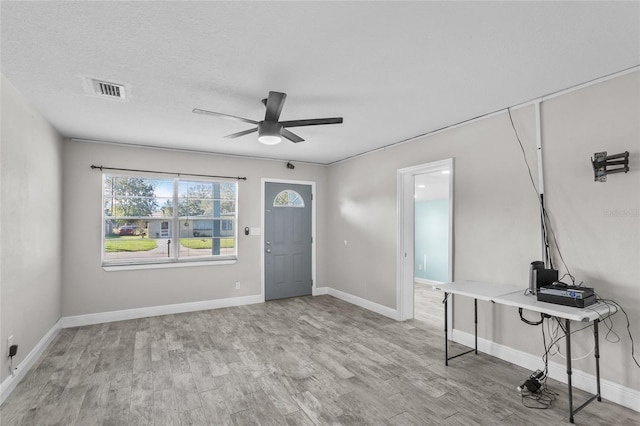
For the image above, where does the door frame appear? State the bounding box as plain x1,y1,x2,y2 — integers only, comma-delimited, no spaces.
396,158,454,327
261,178,316,302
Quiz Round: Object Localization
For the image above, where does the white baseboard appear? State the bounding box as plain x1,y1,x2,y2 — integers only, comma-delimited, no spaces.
415,278,444,286
327,288,399,320
451,330,640,413
0,319,62,405
60,294,264,328
313,286,329,296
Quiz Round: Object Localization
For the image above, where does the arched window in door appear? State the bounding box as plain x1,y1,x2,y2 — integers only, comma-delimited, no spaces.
273,190,305,208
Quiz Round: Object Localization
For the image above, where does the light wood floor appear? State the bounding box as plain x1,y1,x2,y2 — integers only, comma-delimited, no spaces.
1,295,638,425
414,282,444,330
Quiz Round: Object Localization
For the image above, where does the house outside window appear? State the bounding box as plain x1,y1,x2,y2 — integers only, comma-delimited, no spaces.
102,173,237,266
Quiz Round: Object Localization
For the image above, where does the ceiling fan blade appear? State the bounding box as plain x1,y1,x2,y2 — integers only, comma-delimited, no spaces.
193,108,258,125
224,127,258,139
280,117,343,128
281,129,305,143
264,91,286,122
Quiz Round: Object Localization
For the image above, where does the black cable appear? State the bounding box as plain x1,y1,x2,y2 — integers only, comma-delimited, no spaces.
595,297,640,369
519,316,558,410
506,109,553,267
584,298,618,332
506,109,541,202
540,207,575,285
506,109,575,283
544,318,595,360
521,384,558,409
555,296,639,369
599,301,621,344
519,308,545,326
541,315,549,377
527,315,593,371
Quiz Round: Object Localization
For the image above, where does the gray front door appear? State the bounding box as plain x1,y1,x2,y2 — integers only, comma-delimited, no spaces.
265,182,313,300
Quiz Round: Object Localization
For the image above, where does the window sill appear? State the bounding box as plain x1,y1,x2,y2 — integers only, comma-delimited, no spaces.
102,258,237,272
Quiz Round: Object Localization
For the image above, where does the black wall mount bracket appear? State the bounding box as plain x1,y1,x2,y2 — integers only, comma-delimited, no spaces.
591,151,629,182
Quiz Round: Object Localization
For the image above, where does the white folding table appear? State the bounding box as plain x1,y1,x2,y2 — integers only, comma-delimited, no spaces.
433,280,617,423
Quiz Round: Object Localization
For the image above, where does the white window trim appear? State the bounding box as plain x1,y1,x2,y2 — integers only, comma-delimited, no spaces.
101,172,238,270
103,258,237,272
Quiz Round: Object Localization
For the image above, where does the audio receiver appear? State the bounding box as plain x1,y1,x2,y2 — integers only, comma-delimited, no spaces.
537,284,596,308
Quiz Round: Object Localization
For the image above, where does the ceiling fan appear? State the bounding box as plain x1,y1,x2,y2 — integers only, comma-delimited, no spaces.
193,91,343,145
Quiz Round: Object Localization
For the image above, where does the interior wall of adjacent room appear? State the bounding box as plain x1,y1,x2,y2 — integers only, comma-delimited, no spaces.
0,75,63,384
61,140,327,317
326,71,639,391
415,198,449,283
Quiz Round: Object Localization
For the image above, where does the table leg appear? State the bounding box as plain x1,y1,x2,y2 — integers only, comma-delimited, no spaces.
565,318,603,422
444,293,449,366
594,319,601,402
566,318,574,423
474,298,478,354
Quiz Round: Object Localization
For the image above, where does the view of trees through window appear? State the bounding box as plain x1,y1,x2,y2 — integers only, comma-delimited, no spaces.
103,174,237,265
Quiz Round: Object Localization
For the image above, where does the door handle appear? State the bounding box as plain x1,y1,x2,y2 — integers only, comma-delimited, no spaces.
266,248,272,253
266,241,271,245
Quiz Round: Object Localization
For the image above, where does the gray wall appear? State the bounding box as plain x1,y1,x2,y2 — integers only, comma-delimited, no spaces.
61,140,327,316
540,72,639,388
327,105,541,308
0,75,63,383
326,71,639,390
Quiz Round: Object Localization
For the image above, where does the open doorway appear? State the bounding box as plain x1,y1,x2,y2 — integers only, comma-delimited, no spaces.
413,169,451,326
397,158,453,328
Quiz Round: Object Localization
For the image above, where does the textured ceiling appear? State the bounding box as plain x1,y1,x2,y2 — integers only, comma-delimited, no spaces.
2,2,639,164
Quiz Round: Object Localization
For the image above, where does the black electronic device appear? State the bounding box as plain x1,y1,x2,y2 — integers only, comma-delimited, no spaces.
528,263,558,295
537,284,596,308
528,261,544,294
517,369,545,394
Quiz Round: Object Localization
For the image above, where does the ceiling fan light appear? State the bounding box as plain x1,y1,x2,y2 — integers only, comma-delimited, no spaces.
258,121,283,145
258,135,282,145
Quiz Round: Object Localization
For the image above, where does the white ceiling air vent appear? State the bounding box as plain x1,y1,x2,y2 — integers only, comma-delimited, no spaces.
86,78,127,100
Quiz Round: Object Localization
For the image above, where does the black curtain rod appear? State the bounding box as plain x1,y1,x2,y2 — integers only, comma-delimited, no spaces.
90,165,247,181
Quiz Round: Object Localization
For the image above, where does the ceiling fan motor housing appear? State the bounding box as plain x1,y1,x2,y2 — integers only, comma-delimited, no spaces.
258,121,283,144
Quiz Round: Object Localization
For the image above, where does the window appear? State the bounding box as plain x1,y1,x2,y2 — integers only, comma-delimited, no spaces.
273,190,305,207
102,173,237,266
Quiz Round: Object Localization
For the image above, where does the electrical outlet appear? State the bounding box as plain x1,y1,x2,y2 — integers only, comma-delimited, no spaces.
235,281,241,290
7,335,13,356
